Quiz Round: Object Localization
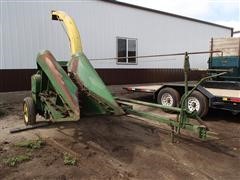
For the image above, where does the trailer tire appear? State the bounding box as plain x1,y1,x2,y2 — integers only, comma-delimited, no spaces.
23,97,36,125
187,91,208,118
157,87,180,112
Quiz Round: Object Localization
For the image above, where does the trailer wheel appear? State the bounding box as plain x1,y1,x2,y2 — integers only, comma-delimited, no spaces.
187,91,208,118
157,87,180,112
23,97,36,125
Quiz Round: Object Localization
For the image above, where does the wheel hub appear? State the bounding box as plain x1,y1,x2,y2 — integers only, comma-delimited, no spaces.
161,93,174,106
188,97,200,112
23,103,29,123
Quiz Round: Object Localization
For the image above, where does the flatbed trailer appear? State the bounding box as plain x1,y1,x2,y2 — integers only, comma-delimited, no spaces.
124,80,240,117
124,37,240,117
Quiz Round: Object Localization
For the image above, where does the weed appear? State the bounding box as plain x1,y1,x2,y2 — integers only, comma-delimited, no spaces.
63,153,77,166
16,139,45,149
3,155,30,167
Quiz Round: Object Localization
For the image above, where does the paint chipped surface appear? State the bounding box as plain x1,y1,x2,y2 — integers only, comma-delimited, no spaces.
37,51,80,119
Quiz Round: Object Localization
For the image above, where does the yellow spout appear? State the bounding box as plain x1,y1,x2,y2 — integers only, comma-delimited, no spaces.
51,10,83,55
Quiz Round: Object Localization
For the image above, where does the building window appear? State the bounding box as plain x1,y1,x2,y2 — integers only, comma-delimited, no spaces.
117,37,137,64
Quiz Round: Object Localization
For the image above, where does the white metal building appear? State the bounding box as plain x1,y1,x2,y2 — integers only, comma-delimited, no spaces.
0,0,233,91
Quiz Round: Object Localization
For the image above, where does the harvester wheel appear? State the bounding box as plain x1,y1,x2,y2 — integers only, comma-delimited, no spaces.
187,91,208,118
23,97,36,125
157,87,180,113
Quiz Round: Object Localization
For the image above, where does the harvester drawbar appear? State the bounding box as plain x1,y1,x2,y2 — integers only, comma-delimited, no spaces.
21,10,216,141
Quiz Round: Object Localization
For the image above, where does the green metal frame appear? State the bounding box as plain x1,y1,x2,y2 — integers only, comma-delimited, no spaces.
117,53,222,140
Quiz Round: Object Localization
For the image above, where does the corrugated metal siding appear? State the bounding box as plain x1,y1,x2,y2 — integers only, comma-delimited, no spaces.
0,0,3,70
0,69,206,92
1,0,231,70
97,68,206,84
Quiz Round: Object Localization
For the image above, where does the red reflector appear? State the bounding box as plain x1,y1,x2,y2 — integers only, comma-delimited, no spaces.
230,98,240,103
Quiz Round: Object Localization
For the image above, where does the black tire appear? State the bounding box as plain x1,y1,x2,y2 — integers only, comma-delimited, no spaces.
157,87,180,112
187,91,209,118
23,97,36,125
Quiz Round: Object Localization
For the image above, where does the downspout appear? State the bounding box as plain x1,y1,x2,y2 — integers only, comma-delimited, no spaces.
51,10,83,55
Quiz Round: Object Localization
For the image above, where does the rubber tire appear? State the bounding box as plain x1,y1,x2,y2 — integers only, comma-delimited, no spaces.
23,97,36,125
187,91,209,118
157,87,180,112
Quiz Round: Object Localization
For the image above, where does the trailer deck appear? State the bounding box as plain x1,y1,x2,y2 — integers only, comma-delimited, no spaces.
124,82,240,99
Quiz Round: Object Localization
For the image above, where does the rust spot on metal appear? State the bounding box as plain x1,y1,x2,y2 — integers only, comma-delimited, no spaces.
69,57,79,74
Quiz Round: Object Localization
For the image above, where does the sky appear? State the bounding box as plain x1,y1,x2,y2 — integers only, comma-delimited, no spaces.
119,0,240,32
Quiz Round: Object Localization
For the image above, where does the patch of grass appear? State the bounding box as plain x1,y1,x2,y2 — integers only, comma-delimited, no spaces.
16,139,45,149
3,155,30,167
63,153,77,166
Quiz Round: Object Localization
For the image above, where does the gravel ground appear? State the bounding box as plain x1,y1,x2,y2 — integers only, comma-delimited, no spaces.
0,87,239,180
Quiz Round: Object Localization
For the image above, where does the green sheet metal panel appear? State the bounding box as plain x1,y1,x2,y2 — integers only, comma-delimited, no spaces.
68,52,124,116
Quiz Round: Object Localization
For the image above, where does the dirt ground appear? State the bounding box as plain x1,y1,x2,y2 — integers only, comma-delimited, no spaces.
0,88,239,180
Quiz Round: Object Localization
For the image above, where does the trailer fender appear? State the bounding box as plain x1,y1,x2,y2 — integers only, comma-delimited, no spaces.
154,84,215,100
153,85,183,100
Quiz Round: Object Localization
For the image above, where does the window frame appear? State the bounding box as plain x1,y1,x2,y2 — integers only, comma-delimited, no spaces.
116,37,138,65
